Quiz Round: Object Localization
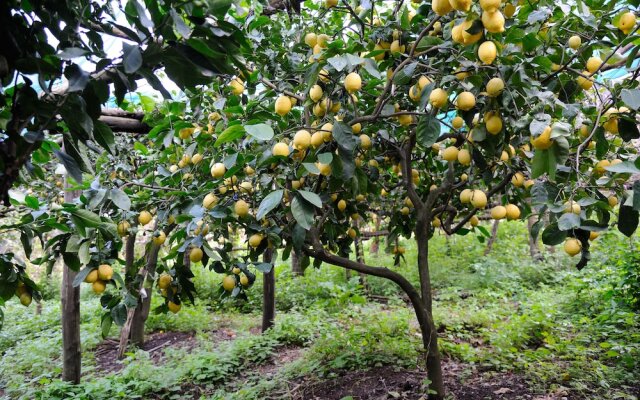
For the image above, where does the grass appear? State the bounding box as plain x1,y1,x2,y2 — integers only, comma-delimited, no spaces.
0,221,639,399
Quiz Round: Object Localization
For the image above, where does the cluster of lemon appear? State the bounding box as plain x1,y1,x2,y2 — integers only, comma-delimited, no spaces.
222,266,251,293
157,272,182,313
14,282,32,307
83,264,114,294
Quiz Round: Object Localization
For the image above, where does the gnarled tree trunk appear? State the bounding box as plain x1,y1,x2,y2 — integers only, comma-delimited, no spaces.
484,219,500,256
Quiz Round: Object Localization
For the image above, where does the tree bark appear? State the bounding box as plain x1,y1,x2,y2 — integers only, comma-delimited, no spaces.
262,248,275,332
61,178,81,383
527,214,541,261
303,243,443,399
484,219,500,256
290,249,303,276
370,216,381,254
353,227,369,293
415,219,445,399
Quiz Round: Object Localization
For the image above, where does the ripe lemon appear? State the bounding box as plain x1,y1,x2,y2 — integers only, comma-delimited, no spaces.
460,189,472,204
293,130,312,150
304,32,317,47
531,126,553,150
347,228,357,239
564,200,581,214
618,12,637,34
511,172,525,187
273,142,290,157
478,41,497,64
92,280,107,294
359,134,372,149
248,233,263,248
275,95,292,116
203,193,219,209
309,84,323,102
470,190,488,208
191,153,203,165
432,0,453,15
337,199,347,211
442,146,459,162
564,238,582,256
117,221,130,237
468,215,479,227
452,116,464,129
317,162,332,176
235,199,250,217
325,0,338,8
524,179,535,189
138,211,153,225
482,10,505,33
158,274,172,289
450,0,472,11
85,269,99,283
397,113,414,126
486,77,505,97
153,231,167,246
240,275,249,287
568,35,581,50
589,231,599,241
586,56,602,73
311,131,324,148
491,205,507,219
456,92,476,111
418,75,433,89
211,162,226,179
577,71,594,90
409,85,421,102
390,40,405,53
608,195,618,207
458,149,472,165
480,0,500,11
344,72,362,92
179,127,195,140
190,247,204,263
401,206,410,216
505,204,521,220
168,301,181,313
594,159,611,175
486,113,502,135
229,78,244,95
429,88,448,108
504,3,516,17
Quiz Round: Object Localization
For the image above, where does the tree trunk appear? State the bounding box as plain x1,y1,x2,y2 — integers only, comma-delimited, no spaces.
291,249,303,276
415,220,445,399
61,178,81,383
484,219,500,256
370,215,381,254
130,237,155,347
527,215,541,261
304,244,444,399
262,248,275,332
354,232,369,293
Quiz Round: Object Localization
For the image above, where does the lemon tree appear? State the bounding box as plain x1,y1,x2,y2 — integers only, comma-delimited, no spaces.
3,0,640,397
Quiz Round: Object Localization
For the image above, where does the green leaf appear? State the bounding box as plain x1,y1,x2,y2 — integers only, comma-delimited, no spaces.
256,190,283,220
93,120,116,155
332,122,356,152
101,313,113,338
302,163,320,174
298,190,322,208
393,62,417,85
214,124,245,147
618,205,639,237
123,43,142,74
54,150,83,184
634,181,640,211
621,89,640,110
111,303,127,326
291,195,315,230
24,195,39,210
69,209,103,228
557,213,581,231
416,115,441,147
415,36,443,52
109,188,131,210
541,223,567,245
605,161,640,174
619,118,640,142
244,124,274,141
317,153,333,165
